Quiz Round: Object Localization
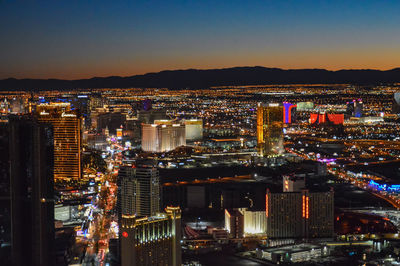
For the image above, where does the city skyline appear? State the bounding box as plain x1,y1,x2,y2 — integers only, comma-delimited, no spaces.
3,1,400,265
1,0,400,79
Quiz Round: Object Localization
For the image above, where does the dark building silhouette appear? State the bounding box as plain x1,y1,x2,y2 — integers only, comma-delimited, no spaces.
118,166,160,217
393,92,400,114
142,99,152,111
9,115,55,266
138,109,168,124
0,121,11,264
97,112,126,135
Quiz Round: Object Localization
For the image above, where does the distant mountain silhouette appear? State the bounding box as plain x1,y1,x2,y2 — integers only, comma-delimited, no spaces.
1,66,400,90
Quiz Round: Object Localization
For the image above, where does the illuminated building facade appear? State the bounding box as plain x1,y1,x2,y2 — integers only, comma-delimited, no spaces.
36,103,82,181
120,207,182,266
265,189,334,238
118,166,160,217
225,208,267,237
141,120,186,152
257,103,284,156
309,113,344,125
224,209,244,238
184,119,203,141
9,115,55,266
283,102,296,124
241,208,267,235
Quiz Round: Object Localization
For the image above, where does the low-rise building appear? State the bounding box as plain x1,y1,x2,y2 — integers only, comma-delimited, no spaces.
256,243,329,263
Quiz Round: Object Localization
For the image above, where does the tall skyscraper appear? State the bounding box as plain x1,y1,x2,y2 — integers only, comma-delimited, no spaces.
142,120,186,152
118,166,160,217
9,115,55,266
118,165,181,266
257,103,284,157
36,103,82,181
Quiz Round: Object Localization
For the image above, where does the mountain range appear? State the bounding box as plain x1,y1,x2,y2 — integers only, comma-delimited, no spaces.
1,66,400,90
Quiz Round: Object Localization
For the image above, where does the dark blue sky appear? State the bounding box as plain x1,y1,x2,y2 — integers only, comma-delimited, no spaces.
1,0,400,79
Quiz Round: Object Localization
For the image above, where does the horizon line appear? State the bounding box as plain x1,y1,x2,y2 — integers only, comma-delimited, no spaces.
2,65,400,81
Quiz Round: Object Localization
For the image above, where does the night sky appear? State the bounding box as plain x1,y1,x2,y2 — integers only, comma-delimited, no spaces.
1,0,400,79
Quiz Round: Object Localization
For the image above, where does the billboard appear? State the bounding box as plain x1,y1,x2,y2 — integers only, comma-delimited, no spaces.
116,128,123,139
297,102,314,111
55,205,71,221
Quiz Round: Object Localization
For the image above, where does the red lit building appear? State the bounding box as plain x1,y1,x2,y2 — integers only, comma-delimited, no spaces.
310,113,344,125
283,102,297,124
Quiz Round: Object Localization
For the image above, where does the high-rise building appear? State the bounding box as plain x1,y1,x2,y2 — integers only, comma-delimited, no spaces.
142,120,186,152
118,166,160,217
9,115,55,266
118,165,181,266
74,94,91,129
120,207,182,266
257,103,284,156
184,119,203,141
265,189,334,238
283,102,296,124
36,103,82,181
134,107,168,140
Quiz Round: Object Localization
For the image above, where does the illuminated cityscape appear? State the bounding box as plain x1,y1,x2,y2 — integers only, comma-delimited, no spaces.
0,84,400,265
2,1,400,266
